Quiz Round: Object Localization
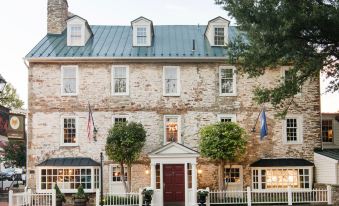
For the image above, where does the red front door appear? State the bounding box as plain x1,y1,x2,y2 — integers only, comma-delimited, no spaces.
163,164,185,206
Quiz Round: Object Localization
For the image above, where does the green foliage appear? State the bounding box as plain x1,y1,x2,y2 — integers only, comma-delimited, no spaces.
0,84,24,109
73,184,88,200
216,0,339,108
54,184,66,202
199,122,247,162
2,140,26,167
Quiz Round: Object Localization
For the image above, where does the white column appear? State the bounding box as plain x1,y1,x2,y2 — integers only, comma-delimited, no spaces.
192,163,197,206
151,163,156,189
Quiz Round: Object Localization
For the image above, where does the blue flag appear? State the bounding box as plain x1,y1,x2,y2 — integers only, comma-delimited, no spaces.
260,108,268,140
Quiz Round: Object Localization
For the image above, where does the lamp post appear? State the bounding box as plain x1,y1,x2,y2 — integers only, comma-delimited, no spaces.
0,74,6,94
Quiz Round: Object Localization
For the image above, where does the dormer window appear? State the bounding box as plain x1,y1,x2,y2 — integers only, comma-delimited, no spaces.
214,27,225,46
131,17,153,47
137,27,147,45
70,25,83,45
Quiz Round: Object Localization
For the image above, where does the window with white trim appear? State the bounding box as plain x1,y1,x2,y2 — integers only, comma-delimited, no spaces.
112,66,129,95
322,119,333,143
61,117,77,146
214,27,225,46
163,66,180,96
218,114,236,122
219,66,236,96
38,167,99,193
110,164,127,182
137,27,147,45
70,25,82,46
156,164,161,189
252,168,311,189
112,116,128,125
164,115,181,143
224,166,241,184
283,115,303,144
61,66,78,95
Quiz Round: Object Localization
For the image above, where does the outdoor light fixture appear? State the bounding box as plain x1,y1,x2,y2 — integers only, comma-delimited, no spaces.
0,74,7,93
198,169,203,175
145,170,149,175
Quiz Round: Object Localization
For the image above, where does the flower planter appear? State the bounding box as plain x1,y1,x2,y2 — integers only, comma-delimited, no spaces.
198,195,207,206
74,198,87,206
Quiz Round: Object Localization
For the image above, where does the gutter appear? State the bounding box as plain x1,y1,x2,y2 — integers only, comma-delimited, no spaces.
25,56,228,63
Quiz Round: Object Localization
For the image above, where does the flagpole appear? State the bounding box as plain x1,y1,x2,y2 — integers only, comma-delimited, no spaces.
251,107,263,132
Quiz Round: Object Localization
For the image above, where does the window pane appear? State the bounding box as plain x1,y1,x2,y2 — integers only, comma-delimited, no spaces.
165,116,179,142
63,118,76,144
322,120,333,142
286,118,298,142
220,68,234,94
137,27,147,44
62,67,76,94
214,27,224,45
113,67,127,94
224,167,240,183
164,67,178,94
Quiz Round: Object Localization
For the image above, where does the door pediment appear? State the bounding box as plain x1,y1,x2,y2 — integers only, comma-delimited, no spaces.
148,142,199,158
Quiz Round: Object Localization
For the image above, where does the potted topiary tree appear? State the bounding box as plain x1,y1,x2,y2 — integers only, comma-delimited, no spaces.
73,185,88,206
142,187,154,206
197,189,209,206
54,184,66,206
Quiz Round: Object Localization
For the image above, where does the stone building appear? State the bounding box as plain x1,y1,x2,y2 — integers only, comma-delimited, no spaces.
25,0,321,205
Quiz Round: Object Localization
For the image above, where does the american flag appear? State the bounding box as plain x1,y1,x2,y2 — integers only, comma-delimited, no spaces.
87,104,97,141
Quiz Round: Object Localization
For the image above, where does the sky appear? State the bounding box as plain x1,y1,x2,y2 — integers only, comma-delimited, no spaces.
0,0,338,112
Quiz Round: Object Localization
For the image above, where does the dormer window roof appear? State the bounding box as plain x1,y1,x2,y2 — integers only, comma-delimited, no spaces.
131,16,154,47
66,15,93,47
205,16,230,46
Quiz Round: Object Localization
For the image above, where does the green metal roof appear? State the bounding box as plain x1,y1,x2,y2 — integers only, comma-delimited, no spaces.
315,149,339,161
26,25,242,59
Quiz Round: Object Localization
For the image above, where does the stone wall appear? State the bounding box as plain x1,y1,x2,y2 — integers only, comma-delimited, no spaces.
27,62,321,191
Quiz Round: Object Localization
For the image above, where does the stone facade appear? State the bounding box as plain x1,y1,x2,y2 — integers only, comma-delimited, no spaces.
47,0,68,34
27,62,321,191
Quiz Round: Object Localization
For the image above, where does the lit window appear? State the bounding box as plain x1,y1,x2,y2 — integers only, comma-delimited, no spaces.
137,27,147,45
252,168,311,189
39,167,99,193
224,167,241,183
164,115,180,143
284,116,303,144
163,66,180,96
61,66,77,95
112,66,129,95
214,27,225,45
156,164,161,189
70,25,82,45
219,67,236,96
110,165,127,182
62,117,77,145
187,163,192,189
322,120,333,142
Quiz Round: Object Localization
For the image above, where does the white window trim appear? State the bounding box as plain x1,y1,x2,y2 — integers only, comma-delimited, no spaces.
67,23,85,46
224,165,243,186
213,25,226,46
135,26,148,46
219,66,237,96
36,166,100,194
283,115,303,145
251,166,313,191
218,114,237,122
111,65,129,96
281,66,302,96
163,115,181,144
60,116,79,147
163,66,181,96
61,65,79,96
322,119,334,144
112,115,129,125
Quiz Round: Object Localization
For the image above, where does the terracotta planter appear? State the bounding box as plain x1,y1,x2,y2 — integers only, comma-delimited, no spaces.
74,198,87,206
56,198,63,206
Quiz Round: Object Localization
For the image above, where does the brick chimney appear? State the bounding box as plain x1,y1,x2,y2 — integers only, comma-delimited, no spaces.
47,0,69,34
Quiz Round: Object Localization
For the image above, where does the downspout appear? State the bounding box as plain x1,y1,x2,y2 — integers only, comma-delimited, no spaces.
22,58,29,187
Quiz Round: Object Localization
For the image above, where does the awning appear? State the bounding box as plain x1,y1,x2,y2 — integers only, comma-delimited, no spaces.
314,149,339,160
37,157,100,167
250,158,314,167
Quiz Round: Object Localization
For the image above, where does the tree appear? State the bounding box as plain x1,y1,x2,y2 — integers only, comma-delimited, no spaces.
215,0,339,113
199,122,247,190
0,83,24,109
2,140,26,167
105,121,146,192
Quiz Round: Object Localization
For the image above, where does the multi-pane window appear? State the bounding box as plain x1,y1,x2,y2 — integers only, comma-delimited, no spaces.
252,168,311,190
163,66,180,96
187,163,192,189
113,116,127,125
62,66,77,95
322,120,333,142
224,167,240,183
218,114,236,123
220,67,236,95
137,27,147,45
286,118,298,142
156,164,161,189
70,25,82,45
164,115,180,143
62,117,77,145
214,27,225,45
111,165,127,182
39,167,99,192
112,66,129,95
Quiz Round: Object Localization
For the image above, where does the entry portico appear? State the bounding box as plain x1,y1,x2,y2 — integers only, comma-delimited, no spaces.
148,142,199,206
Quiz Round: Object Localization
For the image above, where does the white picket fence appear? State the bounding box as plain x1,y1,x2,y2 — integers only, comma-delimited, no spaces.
9,189,56,206
206,186,332,205
95,189,143,206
